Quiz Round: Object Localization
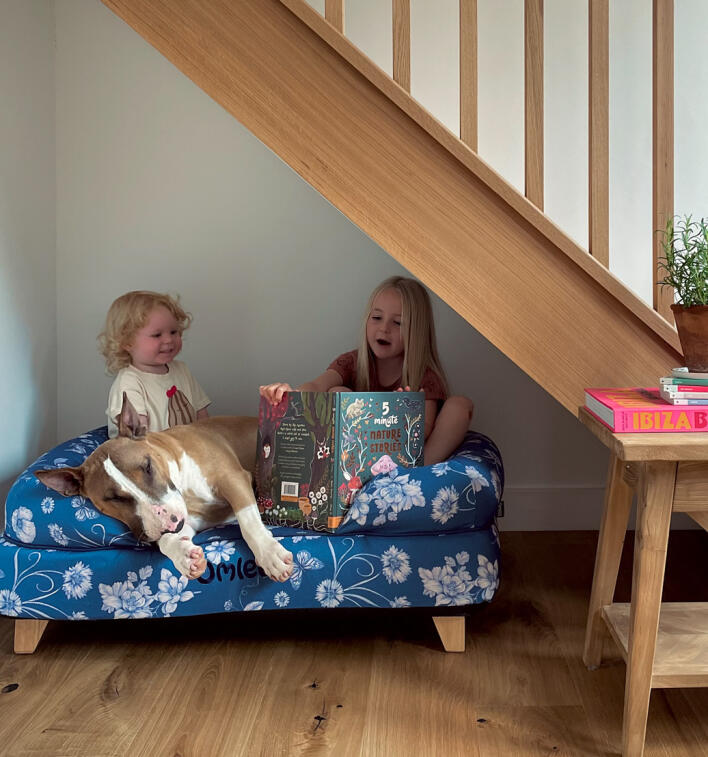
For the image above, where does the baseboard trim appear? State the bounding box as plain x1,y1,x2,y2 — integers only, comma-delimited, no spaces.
498,486,700,530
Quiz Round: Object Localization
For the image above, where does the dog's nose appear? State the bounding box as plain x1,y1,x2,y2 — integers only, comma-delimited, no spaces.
160,518,184,537
152,505,185,532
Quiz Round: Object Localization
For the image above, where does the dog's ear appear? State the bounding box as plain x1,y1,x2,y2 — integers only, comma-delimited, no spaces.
118,392,147,439
35,467,84,497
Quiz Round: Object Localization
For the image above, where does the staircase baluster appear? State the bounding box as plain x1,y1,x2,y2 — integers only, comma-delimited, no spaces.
653,0,675,320
589,0,610,267
460,0,478,150
393,0,411,92
524,0,544,209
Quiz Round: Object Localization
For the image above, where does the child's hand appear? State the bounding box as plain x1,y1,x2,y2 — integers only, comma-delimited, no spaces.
395,385,412,392
259,382,292,405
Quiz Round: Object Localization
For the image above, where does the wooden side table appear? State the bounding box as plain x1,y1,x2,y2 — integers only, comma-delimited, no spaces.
579,407,708,757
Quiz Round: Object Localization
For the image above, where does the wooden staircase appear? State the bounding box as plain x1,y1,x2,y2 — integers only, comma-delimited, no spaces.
100,0,682,414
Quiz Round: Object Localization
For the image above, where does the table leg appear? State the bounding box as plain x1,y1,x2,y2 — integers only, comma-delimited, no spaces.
583,454,634,669
622,461,676,757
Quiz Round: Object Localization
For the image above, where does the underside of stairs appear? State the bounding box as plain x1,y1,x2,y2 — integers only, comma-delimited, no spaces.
100,0,682,415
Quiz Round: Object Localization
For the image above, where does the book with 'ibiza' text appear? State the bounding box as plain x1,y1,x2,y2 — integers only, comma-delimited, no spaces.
584,387,708,433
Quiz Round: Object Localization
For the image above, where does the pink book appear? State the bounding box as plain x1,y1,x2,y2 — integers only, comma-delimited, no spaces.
667,384,708,394
584,387,708,433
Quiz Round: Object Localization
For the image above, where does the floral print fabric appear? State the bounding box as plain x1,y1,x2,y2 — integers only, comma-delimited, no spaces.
338,432,503,534
0,428,502,620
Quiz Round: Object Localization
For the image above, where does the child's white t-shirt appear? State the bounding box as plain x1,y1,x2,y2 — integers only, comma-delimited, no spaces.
106,360,210,438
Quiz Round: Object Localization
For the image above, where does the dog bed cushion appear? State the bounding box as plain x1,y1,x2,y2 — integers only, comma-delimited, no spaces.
0,428,503,619
6,429,503,549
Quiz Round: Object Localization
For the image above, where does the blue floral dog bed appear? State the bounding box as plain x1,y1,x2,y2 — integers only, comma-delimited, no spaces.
1,427,502,638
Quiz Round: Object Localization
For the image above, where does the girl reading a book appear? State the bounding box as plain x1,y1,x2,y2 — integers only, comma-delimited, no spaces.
259,276,473,464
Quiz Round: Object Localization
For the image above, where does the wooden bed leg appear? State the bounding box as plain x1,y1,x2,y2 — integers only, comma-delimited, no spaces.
14,619,49,654
433,616,465,652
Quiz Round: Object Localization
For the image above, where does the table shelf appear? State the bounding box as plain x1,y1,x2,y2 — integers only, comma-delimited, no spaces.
602,603,708,688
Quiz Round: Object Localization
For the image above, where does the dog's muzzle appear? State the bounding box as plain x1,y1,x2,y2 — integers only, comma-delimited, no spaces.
151,504,185,535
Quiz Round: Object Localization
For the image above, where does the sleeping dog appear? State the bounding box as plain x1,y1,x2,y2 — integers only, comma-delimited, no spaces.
36,395,293,582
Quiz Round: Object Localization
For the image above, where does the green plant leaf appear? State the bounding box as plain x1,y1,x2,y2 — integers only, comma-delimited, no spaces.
658,214,708,306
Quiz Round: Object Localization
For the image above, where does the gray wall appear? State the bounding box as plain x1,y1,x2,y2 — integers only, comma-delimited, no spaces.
54,0,611,529
312,0,708,308
4,0,700,529
0,1,57,506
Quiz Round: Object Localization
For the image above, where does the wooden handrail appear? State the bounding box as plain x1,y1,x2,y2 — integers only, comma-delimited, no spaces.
278,0,680,353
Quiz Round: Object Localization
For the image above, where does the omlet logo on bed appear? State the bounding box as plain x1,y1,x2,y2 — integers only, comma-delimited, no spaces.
197,557,266,584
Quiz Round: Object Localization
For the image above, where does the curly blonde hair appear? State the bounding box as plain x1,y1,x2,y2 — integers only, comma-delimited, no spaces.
98,291,192,375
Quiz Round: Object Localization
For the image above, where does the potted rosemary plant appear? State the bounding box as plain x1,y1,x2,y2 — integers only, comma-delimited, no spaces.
659,214,708,371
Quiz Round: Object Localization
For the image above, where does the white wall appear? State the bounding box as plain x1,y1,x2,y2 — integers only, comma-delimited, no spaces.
610,0,652,304
54,0,614,530
0,1,57,506
545,0,588,250
301,0,703,528
321,0,708,309
675,0,708,219
1,0,693,530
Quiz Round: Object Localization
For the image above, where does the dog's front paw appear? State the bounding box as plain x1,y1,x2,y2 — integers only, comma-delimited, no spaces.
186,545,207,579
257,541,293,583
174,540,207,580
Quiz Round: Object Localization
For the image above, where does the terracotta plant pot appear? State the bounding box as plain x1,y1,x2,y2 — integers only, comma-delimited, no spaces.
671,303,708,372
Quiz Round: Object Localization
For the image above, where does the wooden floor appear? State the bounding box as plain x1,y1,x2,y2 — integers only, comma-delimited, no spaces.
0,531,706,756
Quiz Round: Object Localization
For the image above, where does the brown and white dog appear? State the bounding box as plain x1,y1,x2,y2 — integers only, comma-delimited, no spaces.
35,395,293,582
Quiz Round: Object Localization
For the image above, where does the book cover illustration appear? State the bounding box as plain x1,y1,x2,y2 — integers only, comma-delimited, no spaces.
255,391,424,531
584,387,708,432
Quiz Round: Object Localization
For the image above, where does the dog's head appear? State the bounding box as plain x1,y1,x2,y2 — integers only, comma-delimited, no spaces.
35,395,187,542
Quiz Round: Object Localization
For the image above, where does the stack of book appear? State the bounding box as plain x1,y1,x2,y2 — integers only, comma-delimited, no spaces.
659,367,708,405
583,385,708,433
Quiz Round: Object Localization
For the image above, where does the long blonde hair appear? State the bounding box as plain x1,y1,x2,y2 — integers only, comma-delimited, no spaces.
98,290,192,374
355,276,448,394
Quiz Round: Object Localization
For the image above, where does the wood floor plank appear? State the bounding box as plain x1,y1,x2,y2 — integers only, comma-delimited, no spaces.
361,634,481,755
503,531,626,754
250,640,374,755
127,642,276,757
0,532,706,756
473,705,602,756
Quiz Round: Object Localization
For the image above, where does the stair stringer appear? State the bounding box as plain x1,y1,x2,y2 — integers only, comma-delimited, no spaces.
101,0,682,414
